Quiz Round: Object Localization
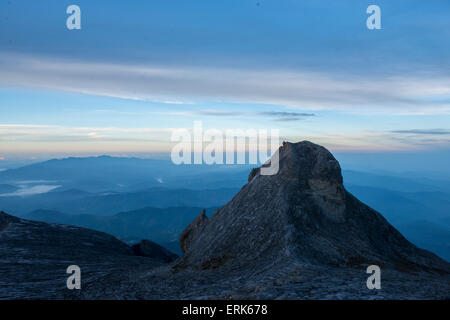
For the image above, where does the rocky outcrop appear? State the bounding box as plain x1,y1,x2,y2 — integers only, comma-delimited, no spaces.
0,211,169,299
0,211,18,232
248,168,259,182
132,240,178,262
179,209,209,253
179,141,450,274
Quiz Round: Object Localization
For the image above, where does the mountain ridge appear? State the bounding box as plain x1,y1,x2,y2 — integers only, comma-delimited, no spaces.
0,210,177,299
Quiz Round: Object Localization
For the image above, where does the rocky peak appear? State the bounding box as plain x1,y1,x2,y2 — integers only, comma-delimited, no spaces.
178,141,450,274
249,141,342,183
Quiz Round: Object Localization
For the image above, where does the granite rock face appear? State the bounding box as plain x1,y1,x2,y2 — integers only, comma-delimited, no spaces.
0,211,171,299
179,209,209,254
179,141,450,273
132,240,178,262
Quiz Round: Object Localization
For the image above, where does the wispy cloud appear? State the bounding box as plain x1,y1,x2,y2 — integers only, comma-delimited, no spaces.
257,112,315,117
272,117,304,122
2,123,449,154
258,111,315,122
2,53,450,114
390,129,450,135
0,124,174,144
0,124,177,153
159,110,315,121
167,110,243,117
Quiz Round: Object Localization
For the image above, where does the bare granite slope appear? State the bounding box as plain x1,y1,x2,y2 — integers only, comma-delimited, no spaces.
0,211,169,299
178,141,450,273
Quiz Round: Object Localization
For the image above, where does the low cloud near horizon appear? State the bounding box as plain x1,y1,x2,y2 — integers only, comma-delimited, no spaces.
391,129,450,135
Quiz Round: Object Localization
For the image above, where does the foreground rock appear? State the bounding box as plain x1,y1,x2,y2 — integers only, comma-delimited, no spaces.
0,211,170,299
132,240,178,262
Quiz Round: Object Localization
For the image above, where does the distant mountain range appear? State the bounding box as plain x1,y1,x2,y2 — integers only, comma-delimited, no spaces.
0,155,250,193
0,184,18,194
0,186,236,216
343,169,450,194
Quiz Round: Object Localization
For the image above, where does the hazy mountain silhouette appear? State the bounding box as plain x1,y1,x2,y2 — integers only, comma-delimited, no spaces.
0,155,249,193
26,206,217,252
0,187,236,216
395,220,450,262
0,184,18,194
343,170,450,194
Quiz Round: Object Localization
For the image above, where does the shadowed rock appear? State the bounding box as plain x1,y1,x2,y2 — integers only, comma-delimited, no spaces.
0,211,169,299
132,239,178,262
0,211,19,232
179,209,209,253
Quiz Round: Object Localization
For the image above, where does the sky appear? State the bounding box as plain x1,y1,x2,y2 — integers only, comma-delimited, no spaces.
1,0,450,164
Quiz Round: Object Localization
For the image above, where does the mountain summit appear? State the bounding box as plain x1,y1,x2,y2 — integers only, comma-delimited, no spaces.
179,141,449,273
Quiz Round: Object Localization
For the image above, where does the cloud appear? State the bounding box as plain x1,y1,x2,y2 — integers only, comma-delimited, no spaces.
258,111,315,121
2,53,450,114
0,124,174,143
167,110,243,117
391,129,450,135
154,110,315,121
0,124,178,153
284,130,450,152
1,123,449,154
258,112,315,117
273,117,305,122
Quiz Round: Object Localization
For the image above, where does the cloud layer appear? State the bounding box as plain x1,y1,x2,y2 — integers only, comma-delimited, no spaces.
2,54,450,115
391,129,450,135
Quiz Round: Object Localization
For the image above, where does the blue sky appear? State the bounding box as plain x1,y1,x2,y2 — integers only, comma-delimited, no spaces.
0,0,450,159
